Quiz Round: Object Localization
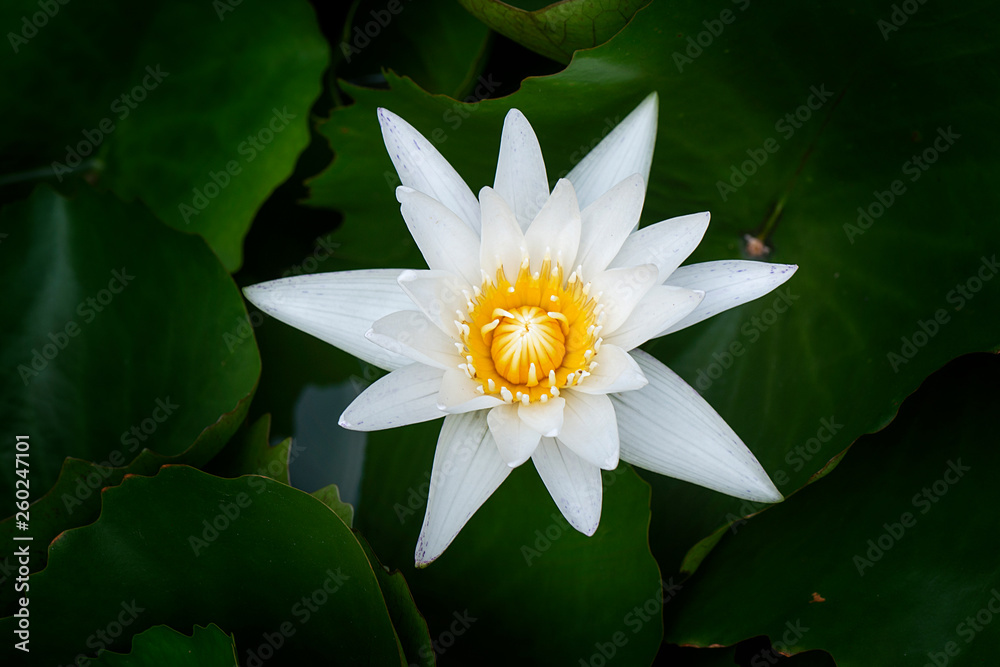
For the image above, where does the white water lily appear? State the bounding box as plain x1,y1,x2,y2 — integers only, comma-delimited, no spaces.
244,93,797,566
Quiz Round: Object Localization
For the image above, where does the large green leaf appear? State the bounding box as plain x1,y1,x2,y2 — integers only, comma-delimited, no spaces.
0,187,259,579
306,0,1000,579
94,624,238,666
355,420,664,666
0,466,405,666
457,0,650,63
0,0,327,270
664,353,1000,664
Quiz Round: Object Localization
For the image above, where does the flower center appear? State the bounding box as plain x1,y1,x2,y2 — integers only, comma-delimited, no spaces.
490,306,566,386
456,256,603,404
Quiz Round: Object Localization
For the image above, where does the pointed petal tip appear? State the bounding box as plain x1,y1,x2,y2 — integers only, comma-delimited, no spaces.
745,489,783,505
752,482,784,504
504,107,527,122
413,543,437,568
376,107,393,129
636,91,659,119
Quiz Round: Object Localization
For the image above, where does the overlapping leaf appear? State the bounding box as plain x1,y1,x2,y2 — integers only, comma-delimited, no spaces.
0,466,410,665
94,624,238,666
458,0,650,63
0,187,259,582
665,354,1000,665
0,0,327,269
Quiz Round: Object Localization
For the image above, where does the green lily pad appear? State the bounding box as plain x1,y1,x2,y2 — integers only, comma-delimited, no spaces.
457,0,650,63
205,414,294,485
664,353,1000,665
0,466,405,666
306,0,1000,580
0,187,259,580
355,420,664,665
312,483,356,527
355,534,435,667
94,624,237,666
0,0,327,270
338,0,492,98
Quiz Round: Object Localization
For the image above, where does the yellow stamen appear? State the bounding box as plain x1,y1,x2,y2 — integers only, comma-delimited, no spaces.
460,259,602,403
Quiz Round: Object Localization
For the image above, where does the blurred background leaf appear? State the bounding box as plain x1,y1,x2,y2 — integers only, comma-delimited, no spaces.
0,0,328,270
337,0,492,98
457,0,651,63
0,187,259,579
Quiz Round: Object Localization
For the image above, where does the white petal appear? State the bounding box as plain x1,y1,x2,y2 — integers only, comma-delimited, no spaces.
366,310,459,370
339,363,445,431
415,411,512,566
532,438,603,535
566,92,658,209
574,345,648,395
575,174,646,277
378,107,481,233
437,368,505,413
494,109,550,231
517,396,566,437
396,269,472,338
523,179,581,273
487,404,542,467
243,270,415,371
614,349,782,503
589,264,659,335
557,392,619,470
396,186,482,286
659,261,799,336
603,286,704,351
479,186,526,282
609,212,710,283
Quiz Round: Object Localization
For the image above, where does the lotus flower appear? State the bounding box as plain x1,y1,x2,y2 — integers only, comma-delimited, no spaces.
243,93,797,565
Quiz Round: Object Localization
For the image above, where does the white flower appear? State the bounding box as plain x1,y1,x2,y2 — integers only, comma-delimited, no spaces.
244,93,797,566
